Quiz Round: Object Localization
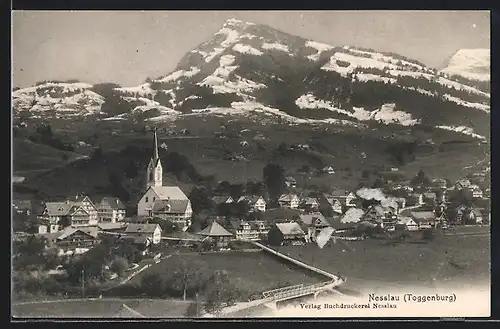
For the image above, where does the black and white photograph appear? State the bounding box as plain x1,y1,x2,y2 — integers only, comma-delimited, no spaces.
11,10,491,318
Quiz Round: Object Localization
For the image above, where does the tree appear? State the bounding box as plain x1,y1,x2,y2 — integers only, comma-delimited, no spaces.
214,181,231,195
167,255,208,301
203,270,241,316
12,235,48,271
110,256,129,277
141,272,165,298
189,187,213,214
263,163,286,202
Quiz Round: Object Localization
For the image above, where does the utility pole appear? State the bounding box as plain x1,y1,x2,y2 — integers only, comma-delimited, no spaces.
195,292,200,318
81,268,85,299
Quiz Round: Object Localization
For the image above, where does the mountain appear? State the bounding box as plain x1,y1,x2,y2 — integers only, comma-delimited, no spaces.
440,49,490,82
12,18,490,140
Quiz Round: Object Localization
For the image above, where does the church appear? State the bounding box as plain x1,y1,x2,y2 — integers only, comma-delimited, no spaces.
137,128,193,231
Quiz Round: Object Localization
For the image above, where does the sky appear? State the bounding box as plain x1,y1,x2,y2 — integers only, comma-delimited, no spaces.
12,10,490,88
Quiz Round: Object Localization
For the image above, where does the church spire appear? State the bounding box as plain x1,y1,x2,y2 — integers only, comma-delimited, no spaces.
153,126,159,165
146,126,163,189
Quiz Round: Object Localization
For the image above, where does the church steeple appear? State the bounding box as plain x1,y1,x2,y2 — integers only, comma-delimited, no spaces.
146,127,163,188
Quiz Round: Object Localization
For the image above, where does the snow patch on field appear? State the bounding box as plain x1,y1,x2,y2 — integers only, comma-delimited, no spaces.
436,125,486,140
305,41,333,61
355,73,396,84
322,52,399,75
437,77,489,98
156,66,201,83
295,94,419,126
388,70,434,80
262,42,290,53
440,48,490,82
232,43,263,56
115,83,156,96
442,94,490,113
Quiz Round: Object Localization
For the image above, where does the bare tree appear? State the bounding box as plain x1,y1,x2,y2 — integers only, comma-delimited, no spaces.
168,255,207,301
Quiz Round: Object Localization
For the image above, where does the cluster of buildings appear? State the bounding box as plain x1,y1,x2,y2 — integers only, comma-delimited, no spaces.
13,129,490,256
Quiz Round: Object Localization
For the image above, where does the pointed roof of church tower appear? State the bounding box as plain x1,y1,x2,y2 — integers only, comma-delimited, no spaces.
152,126,160,165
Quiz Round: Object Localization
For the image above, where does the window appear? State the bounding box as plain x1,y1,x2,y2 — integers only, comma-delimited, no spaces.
153,197,156,202
145,197,149,203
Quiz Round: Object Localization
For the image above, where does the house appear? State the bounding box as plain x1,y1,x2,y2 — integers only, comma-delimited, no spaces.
151,199,193,231
124,223,162,245
70,195,99,225
322,166,335,175
423,192,437,205
330,190,358,207
363,205,397,228
469,185,484,199
227,219,260,241
237,195,267,212
432,179,447,189
409,211,436,230
38,201,94,232
137,128,193,228
278,194,300,209
322,194,343,214
285,176,297,188
267,222,306,246
212,195,234,206
43,226,100,256
298,212,331,242
197,221,233,249
464,208,484,224
396,216,419,231
97,197,126,223
454,179,471,190
298,197,320,211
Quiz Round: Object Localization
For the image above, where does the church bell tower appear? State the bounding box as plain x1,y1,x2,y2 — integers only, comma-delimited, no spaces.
146,127,163,188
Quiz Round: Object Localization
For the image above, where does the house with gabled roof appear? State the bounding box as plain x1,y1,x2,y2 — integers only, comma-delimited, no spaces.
43,226,100,255
298,197,320,211
298,212,331,242
38,201,93,233
70,194,99,225
396,216,419,231
267,222,306,246
330,190,358,207
152,199,192,231
212,195,234,206
278,193,300,209
322,194,344,214
197,221,233,249
237,195,267,212
285,176,297,188
124,223,162,245
97,197,126,223
409,211,436,230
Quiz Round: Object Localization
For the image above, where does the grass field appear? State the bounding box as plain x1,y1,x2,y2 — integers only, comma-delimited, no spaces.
131,251,323,298
11,298,191,318
276,228,490,293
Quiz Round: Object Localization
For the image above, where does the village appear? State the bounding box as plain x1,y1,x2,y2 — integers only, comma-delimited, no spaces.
12,128,491,314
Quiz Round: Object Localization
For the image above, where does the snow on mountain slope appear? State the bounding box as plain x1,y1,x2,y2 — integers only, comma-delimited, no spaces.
12,18,490,137
12,82,104,116
440,49,490,81
295,94,419,126
436,125,486,141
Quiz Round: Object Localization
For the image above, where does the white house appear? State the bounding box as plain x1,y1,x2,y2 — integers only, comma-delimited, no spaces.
322,166,335,175
237,195,267,212
397,216,419,231
212,195,234,206
124,223,162,245
97,197,126,223
69,195,99,225
278,194,300,209
151,199,193,231
470,185,484,199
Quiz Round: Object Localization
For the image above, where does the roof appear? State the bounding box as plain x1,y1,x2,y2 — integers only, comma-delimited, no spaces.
299,212,330,227
198,221,233,237
163,231,207,242
278,194,299,202
99,197,126,210
455,179,471,188
148,186,188,201
238,195,265,205
367,205,389,216
72,195,97,208
471,209,483,216
212,195,233,204
42,202,77,216
410,211,436,222
97,222,127,231
397,216,416,225
275,222,305,236
152,199,190,214
125,223,160,234
286,176,296,182
43,226,100,242
300,197,319,205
